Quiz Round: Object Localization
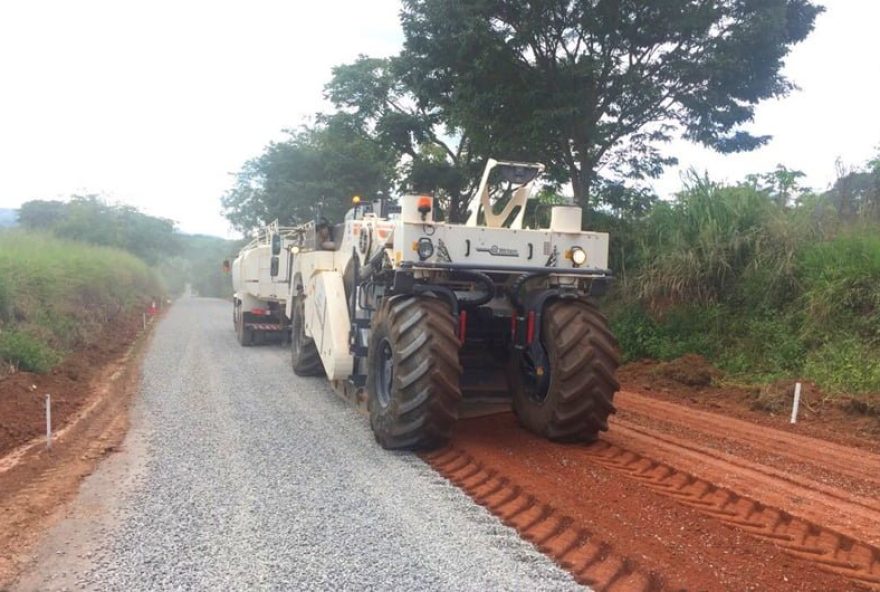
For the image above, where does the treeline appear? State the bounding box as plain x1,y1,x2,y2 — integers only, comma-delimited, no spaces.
18,196,179,265
606,154,880,396
158,235,238,299
16,195,236,298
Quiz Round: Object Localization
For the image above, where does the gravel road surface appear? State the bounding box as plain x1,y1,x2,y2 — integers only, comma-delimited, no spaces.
12,297,582,591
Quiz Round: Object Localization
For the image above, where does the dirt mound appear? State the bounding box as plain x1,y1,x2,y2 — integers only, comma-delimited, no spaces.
619,357,880,450
654,353,719,386
842,393,880,418
619,354,722,390
749,379,805,413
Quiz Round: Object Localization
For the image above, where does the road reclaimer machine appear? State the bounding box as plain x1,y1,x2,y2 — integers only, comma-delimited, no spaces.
287,159,620,449
231,221,300,346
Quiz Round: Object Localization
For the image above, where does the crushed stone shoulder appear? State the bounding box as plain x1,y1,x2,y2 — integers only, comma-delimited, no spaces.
13,298,585,592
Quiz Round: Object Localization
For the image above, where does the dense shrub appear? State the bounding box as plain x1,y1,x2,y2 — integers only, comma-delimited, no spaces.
798,229,880,345
630,177,810,308
606,177,880,396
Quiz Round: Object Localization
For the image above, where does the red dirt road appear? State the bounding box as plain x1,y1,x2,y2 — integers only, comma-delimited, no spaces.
426,391,880,591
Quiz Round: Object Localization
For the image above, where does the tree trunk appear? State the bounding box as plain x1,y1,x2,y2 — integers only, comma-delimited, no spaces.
571,166,595,209
570,166,586,207
449,192,466,223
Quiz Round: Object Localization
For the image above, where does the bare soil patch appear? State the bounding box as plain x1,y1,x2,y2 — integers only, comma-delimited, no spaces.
619,356,880,452
0,313,147,456
0,311,156,587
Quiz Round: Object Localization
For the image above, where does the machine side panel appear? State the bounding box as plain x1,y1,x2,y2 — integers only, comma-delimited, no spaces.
392,223,610,271
304,270,352,381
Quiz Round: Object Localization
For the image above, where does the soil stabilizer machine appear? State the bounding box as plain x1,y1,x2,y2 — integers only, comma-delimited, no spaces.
231,221,300,346
287,159,620,449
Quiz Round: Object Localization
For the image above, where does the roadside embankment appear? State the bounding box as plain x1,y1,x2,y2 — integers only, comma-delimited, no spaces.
0,230,163,455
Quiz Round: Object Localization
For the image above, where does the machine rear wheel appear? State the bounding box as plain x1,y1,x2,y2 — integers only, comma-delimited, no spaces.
367,296,462,450
234,301,253,347
511,300,619,442
291,296,324,376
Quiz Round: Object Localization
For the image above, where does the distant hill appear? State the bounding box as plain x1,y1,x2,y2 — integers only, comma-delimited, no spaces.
0,208,17,228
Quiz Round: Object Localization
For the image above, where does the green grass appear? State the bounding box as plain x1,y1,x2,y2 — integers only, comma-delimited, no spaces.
798,229,880,345
0,230,162,372
607,181,880,397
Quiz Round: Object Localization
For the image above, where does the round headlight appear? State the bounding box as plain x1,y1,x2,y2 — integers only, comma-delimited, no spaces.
417,238,434,261
571,246,587,266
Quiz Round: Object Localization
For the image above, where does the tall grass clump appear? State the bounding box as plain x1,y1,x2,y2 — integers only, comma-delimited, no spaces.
629,176,811,308
0,230,162,372
607,174,880,396
797,230,880,393
798,229,880,344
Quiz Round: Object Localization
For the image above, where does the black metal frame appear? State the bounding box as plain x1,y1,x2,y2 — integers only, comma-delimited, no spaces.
346,255,613,390
397,261,612,277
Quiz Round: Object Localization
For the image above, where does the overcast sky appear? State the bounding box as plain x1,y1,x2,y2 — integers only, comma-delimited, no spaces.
1,1,878,238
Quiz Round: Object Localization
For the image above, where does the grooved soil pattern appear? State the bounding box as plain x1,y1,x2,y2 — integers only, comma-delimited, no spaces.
425,400,879,591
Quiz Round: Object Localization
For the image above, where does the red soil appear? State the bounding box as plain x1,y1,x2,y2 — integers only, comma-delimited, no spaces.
619,357,880,453
0,310,156,585
0,312,145,457
428,404,879,591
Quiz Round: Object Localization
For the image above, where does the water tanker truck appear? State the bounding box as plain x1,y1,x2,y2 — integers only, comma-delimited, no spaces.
230,221,300,346
284,158,620,450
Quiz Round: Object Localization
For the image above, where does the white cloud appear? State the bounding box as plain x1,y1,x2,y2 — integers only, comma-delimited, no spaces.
0,0,402,236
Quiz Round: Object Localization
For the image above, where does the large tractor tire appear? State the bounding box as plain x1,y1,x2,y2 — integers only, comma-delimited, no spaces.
291,296,324,376
234,301,254,347
511,299,619,443
366,296,462,450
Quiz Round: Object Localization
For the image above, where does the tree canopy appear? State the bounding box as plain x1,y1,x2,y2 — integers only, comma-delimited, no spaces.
221,114,397,232
223,0,823,228
398,0,823,205
17,195,180,264
326,56,483,221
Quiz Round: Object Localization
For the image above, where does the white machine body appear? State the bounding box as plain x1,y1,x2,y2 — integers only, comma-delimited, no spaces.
287,159,610,381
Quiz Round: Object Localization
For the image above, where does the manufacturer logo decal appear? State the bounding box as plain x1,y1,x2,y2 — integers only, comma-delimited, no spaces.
476,245,519,257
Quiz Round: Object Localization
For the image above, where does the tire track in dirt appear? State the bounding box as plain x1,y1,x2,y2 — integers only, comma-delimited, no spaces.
590,430,880,588
608,418,880,545
616,391,880,487
423,447,667,591
429,411,876,591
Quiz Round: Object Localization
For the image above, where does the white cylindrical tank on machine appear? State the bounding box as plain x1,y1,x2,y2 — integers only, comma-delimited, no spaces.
550,206,583,233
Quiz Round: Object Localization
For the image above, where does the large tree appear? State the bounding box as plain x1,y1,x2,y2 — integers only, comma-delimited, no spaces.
326,56,483,222
221,113,397,232
399,0,823,206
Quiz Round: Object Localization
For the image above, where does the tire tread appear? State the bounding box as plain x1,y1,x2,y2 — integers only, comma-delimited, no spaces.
368,296,462,449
